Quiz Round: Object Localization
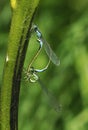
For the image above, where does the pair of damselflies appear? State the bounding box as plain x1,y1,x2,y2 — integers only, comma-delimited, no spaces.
23,24,61,112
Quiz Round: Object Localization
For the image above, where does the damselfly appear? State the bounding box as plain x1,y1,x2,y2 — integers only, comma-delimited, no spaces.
23,24,61,112
31,24,60,66
24,67,61,112
27,24,60,72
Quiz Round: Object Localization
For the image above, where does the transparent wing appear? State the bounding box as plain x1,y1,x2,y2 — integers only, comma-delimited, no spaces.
32,24,60,66
38,78,61,112
42,37,60,66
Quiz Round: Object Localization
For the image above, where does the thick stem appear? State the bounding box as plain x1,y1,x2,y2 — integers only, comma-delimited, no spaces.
0,0,40,130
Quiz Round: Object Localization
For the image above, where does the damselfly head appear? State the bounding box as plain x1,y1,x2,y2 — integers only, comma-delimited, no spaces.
24,67,39,83
32,24,38,31
30,73,38,83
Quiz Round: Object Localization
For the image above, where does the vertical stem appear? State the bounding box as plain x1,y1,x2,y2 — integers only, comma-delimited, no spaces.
0,0,40,130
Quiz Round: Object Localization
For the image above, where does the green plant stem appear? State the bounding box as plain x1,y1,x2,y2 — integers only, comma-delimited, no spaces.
0,0,40,130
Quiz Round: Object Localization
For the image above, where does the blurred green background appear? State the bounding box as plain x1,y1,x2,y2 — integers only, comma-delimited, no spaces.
0,0,88,130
